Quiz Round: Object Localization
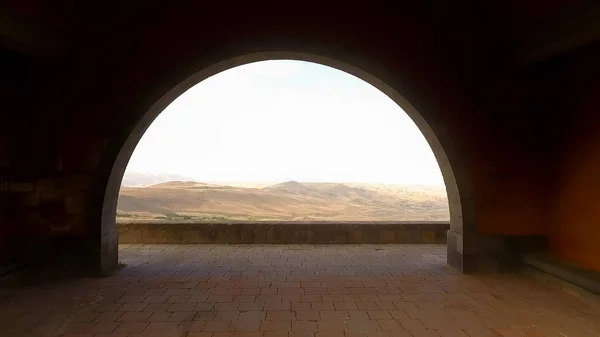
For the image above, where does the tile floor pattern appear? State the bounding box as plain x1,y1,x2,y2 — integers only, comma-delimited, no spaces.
1,244,600,336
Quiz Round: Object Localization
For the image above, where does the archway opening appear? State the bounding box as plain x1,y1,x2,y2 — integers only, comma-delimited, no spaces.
99,52,463,272
118,60,449,223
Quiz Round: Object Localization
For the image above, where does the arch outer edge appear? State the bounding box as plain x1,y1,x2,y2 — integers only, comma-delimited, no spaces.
94,51,467,274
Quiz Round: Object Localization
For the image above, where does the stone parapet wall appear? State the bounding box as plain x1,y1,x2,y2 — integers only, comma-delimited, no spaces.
117,221,449,244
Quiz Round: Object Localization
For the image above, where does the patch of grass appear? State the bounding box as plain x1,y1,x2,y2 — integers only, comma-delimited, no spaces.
197,215,230,221
163,212,193,220
161,213,231,221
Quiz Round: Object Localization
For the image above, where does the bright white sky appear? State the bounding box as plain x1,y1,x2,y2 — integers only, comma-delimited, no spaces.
126,60,445,186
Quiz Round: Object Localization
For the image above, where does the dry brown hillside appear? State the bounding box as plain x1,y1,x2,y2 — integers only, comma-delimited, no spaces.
117,178,450,222
120,172,197,187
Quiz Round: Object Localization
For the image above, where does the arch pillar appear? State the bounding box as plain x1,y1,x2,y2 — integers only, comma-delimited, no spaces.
94,52,473,274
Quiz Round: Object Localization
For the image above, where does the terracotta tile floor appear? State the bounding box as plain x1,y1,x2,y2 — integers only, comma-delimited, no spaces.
1,244,600,336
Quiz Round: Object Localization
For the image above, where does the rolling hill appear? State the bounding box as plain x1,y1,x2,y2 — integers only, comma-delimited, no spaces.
117,173,450,222
120,172,198,187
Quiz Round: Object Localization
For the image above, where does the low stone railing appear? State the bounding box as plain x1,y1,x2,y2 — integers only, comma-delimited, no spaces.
116,221,449,244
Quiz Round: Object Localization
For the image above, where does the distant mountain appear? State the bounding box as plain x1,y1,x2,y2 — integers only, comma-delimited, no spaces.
121,172,198,187
146,181,202,188
266,180,308,190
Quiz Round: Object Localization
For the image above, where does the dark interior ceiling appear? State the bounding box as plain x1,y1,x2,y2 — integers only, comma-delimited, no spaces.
1,1,600,74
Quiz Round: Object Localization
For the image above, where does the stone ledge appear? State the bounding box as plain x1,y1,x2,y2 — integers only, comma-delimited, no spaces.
522,253,600,302
116,221,449,244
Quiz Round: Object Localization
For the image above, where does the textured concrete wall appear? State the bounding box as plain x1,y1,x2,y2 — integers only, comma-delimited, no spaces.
548,42,600,272
117,221,449,245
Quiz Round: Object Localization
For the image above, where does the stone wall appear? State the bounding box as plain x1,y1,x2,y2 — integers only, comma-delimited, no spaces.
117,221,449,245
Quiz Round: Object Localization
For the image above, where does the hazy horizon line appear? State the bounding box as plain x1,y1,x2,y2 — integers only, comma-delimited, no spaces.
123,172,446,187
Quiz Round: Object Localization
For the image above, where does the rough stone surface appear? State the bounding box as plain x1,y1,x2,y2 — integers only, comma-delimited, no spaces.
117,222,450,245
1,244,600,337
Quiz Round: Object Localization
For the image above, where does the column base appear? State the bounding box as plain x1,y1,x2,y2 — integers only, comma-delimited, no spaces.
99,230,119,276
447,230,546,274
446,229,464,272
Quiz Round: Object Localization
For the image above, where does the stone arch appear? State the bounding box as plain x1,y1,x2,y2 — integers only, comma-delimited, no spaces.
95,51,469,272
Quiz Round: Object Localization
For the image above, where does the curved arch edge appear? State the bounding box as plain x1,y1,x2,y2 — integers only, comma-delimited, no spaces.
97,51,465,273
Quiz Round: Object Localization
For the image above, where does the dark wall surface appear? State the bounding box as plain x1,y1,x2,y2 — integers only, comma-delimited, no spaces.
1,1,597,273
